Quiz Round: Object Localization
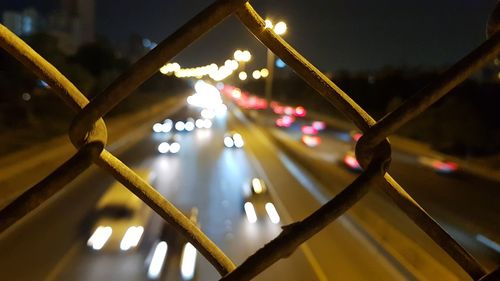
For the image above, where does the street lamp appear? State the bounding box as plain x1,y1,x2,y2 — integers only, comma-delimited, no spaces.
264,19,287,111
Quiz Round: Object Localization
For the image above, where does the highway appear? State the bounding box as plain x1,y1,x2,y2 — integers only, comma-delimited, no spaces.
259,109,500,273
0,104,407,281
1,80,498,280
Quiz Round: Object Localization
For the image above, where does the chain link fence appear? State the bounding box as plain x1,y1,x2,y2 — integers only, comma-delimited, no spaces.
1,0,499,280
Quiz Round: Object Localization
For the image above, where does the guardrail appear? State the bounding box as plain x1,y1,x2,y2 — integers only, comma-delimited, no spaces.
0,0,499,280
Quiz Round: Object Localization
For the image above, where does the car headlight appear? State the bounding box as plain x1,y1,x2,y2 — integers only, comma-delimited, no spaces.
120,226,144,251
87,226,112,250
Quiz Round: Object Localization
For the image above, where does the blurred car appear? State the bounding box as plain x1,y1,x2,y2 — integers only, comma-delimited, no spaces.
158,134,181,154
350,131,362,142
301,125,318,135
301,135,321,147
87,171,152,252
418,156,458,174
242,178,281,224
311,121,326,131
275,115,295,128
146,208,200,280
152,119,173,133
224,131,244,148
342,150,362,171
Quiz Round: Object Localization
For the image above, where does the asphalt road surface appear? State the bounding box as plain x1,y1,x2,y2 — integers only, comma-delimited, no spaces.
0,105,408,281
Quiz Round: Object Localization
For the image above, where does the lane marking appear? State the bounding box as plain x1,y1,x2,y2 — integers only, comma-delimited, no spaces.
234,115,329,281
231,107,408,280
476,234,500,253
44,242,81,281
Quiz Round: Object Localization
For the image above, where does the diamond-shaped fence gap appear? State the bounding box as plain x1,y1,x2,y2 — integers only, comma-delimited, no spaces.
70,0,249,148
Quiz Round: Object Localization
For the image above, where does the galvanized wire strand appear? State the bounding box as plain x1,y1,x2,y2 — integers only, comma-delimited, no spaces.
70,0,249,147
0,24,88,111
96,150,236,276
0,24,107,148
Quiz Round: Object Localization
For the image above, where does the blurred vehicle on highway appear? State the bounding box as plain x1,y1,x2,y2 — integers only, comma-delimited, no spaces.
242,178,281,224
158,134,181,154
418,156,459,174
224,131,244,148
152,119,173,133
342,150,362,172
146,208,200,280
87,171,152,252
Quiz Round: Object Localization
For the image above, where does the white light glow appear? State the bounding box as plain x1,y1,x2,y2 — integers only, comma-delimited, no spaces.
233,133,244,148
264,19,273,29
265,203,281,224
195,119,204,129
185,121,195,131
162,123,172,133
252,70,261,79
201,109,215,119
169,142,181,153
153,123,163,133
120,226,144,251
158,142,170,153
180,243,197,280
203,119,212,129
215,103,228,116
175,121,185,131
238,71,247,81
274,21,287,35
87,226,112,250
224,137,234,148
147,241,168,279
244,202,257,223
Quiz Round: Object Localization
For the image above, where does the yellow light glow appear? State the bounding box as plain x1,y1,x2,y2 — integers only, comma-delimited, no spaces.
274,21,287,35
264,19,273,29
234,50,243,61
252,178,263,194
239,71,247,80
260,68,269,78
242,50,251,62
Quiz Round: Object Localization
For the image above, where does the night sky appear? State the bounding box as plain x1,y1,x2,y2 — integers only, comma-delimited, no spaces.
1,0,498,71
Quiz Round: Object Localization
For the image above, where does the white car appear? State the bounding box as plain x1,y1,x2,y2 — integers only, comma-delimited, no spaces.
146,208,200,280
242,178,280,224
87,170,152,252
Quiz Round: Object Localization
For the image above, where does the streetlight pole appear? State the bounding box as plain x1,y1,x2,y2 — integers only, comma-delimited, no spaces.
264,20,287,112
265,49,275,111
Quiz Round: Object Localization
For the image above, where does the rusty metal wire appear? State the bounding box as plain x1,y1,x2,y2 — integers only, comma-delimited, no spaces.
0,0,499,280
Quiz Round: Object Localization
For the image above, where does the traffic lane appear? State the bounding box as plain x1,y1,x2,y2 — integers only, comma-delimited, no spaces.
0,121,167,281
270,125,500,271
231,108,408,280
51,140,181,280
150,112,319,280
51,107,204,281
278,122,500,240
